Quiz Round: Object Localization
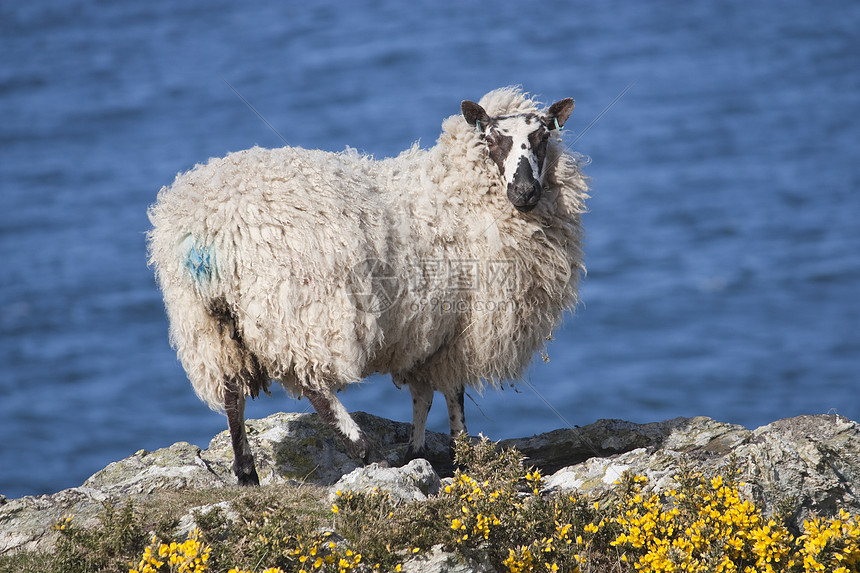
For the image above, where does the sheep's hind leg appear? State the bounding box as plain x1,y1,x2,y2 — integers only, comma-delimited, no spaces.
405,382,433,461
304,386,383,464
225,378,260,486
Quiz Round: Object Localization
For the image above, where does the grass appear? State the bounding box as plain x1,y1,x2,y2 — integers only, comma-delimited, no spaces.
2,437,858,573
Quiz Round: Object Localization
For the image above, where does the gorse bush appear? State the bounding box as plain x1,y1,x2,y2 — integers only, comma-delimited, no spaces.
50,500,149,573
130,528,210,573
241,510,363,573
3,436,858,573
438,438,616,572
610,470,860,572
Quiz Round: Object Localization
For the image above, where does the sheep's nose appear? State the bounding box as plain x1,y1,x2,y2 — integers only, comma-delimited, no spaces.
518,182,541,204
508,177,541,212
509,182,541,212
507,156,542,211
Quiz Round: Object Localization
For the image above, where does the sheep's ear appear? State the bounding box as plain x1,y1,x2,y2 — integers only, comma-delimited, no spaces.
546,98,575,130
462,100,491,132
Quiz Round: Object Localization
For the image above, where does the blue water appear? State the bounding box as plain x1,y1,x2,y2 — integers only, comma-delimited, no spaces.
2,1,859,499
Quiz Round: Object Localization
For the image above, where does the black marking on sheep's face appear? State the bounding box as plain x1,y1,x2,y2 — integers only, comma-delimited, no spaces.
486,129,513,176
461,98,575,213
486,116,547,212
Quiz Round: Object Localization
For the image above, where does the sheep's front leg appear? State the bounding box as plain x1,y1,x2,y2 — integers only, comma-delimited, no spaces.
304,386,381,463
405,382,433,461
444,387,467,456
225,378,260,486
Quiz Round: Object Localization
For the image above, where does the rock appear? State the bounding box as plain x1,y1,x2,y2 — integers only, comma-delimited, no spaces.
736,415,860,522
0,443,228,555
499,416,748,475
85,441,227,495
2,411,859,557
0,412,447,555
537,416,752,496
332,459,441,503
540,414,860,528
400,544,493,573
0,487,109,554
203,411,451,486
174,500,239,540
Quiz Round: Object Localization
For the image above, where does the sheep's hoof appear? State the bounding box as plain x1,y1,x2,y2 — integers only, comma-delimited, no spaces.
366,448,388,467
345,437,371,461
404,444,428,463
236,468,260,487
345,436,387,467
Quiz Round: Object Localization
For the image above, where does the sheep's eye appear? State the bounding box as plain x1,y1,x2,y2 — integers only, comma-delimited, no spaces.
528,129,550,171
528,129,549,148
486,131,512,175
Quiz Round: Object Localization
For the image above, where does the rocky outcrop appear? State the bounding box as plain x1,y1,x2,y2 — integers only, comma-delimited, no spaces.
399,544,494,573
332,458,442,503
533,414,860,523
2,412,858,558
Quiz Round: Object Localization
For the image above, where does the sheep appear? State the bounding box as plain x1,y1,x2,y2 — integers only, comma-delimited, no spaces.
147,87,588,486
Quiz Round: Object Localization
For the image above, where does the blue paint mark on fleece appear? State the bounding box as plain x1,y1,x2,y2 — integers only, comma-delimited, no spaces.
180,234,217,283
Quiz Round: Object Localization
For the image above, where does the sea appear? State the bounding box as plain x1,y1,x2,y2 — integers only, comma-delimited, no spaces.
2,1,858,499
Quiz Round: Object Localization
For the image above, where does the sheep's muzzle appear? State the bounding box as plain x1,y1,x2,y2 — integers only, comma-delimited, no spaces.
508,157,542,212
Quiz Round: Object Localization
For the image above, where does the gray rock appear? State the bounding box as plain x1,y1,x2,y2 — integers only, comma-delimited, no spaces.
174,500,239,539
400,544,493,573
2,411,859,558
499,416,748,475
332,459,441,503
736,415,860,522
0,486,108,554
0,412,445,555
0,441,229,555
85,441,227,494
541,414,860,528
202,411,451,486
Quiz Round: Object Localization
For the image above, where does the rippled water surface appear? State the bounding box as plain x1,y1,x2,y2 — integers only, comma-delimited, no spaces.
2,1,858,498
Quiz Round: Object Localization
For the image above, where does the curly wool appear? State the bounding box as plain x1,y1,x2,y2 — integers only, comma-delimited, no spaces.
147,87,588,412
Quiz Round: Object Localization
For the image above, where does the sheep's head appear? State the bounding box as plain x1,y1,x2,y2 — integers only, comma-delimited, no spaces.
462,97,574,212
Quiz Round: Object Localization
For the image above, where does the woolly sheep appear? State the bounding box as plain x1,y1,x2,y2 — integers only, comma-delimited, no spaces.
148,87,588,485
